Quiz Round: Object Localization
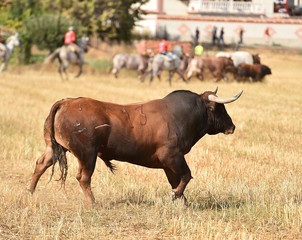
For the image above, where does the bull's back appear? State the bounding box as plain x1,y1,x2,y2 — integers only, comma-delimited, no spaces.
105,99,170,160
202,57,217,71
52,97,170,165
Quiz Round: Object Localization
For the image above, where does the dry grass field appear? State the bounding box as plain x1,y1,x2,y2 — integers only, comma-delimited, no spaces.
0,47,302,239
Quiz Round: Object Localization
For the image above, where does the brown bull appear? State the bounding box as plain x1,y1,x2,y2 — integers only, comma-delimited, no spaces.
27,88,242,204
187,56,235,82
236,63,271,82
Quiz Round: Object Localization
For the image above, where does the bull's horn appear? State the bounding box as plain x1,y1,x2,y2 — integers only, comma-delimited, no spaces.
214,87,218,94
208,90,243,104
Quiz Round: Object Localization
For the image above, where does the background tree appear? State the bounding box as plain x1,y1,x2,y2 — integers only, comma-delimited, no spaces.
0,0,43,64
0,0,148,64
43,0,148,42
24,14,82,53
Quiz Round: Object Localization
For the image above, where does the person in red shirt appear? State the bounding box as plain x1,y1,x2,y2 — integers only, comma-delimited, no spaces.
65,26,76,45
264,27,271,45
159,37,173,61
64,26,81,59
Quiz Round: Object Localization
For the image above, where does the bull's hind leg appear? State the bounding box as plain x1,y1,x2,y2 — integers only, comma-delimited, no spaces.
75,150,97,204
27,146,54,193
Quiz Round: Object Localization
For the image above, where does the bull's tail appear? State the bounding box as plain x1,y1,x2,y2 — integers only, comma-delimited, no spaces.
45,99,68,187
44,48,60,64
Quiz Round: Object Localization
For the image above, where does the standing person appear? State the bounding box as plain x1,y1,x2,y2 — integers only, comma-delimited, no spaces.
219,27,225,46
239,28,244,45
159,37,173,61
194,42,204,57
264,27,271,45
195,27,200,44
212,26,217,46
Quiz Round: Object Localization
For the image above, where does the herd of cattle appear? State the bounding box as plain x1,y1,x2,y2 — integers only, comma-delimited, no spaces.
110,49,272,84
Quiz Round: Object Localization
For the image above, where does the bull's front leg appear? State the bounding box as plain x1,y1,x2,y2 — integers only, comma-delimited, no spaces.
163,155,192,205
214,71,223,82
222,72,228,82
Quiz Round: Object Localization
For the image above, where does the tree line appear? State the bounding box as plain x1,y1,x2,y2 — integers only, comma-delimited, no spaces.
0,0,148,63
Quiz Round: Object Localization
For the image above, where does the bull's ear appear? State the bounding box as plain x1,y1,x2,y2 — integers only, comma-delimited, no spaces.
202,94,216,111
207,101,216,111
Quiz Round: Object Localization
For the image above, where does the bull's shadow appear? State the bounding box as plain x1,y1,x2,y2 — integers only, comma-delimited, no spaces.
190,193,246,211
94,191,158,208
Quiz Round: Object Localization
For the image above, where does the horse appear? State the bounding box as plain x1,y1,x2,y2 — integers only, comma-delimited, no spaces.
142,45,187,86
0,33,21,72
111,53,149,80
44,37,89,80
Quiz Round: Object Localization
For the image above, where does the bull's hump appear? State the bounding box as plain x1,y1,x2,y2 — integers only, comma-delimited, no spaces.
164,90,199,102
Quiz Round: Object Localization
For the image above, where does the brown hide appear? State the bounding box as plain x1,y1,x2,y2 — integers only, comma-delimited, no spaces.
237,63,271,82
252,54,261,64
54,98,170,167
187,56,234,81
28,90,241,204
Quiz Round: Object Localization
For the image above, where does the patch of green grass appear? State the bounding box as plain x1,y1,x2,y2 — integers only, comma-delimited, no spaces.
86,58,113,72
29,54,46,64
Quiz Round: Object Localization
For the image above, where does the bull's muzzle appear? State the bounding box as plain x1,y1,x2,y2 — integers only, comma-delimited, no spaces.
224,125,235,135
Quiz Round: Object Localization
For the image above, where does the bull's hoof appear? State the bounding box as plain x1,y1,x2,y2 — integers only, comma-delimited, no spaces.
26,187,34,194
171,192,189,206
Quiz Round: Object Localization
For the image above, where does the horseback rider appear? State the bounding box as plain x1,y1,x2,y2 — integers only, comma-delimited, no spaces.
64,26,81,59
159,37,174,61
194,42,204,57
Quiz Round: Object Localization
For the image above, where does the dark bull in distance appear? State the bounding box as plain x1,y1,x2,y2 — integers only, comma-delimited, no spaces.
27,88,242,204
